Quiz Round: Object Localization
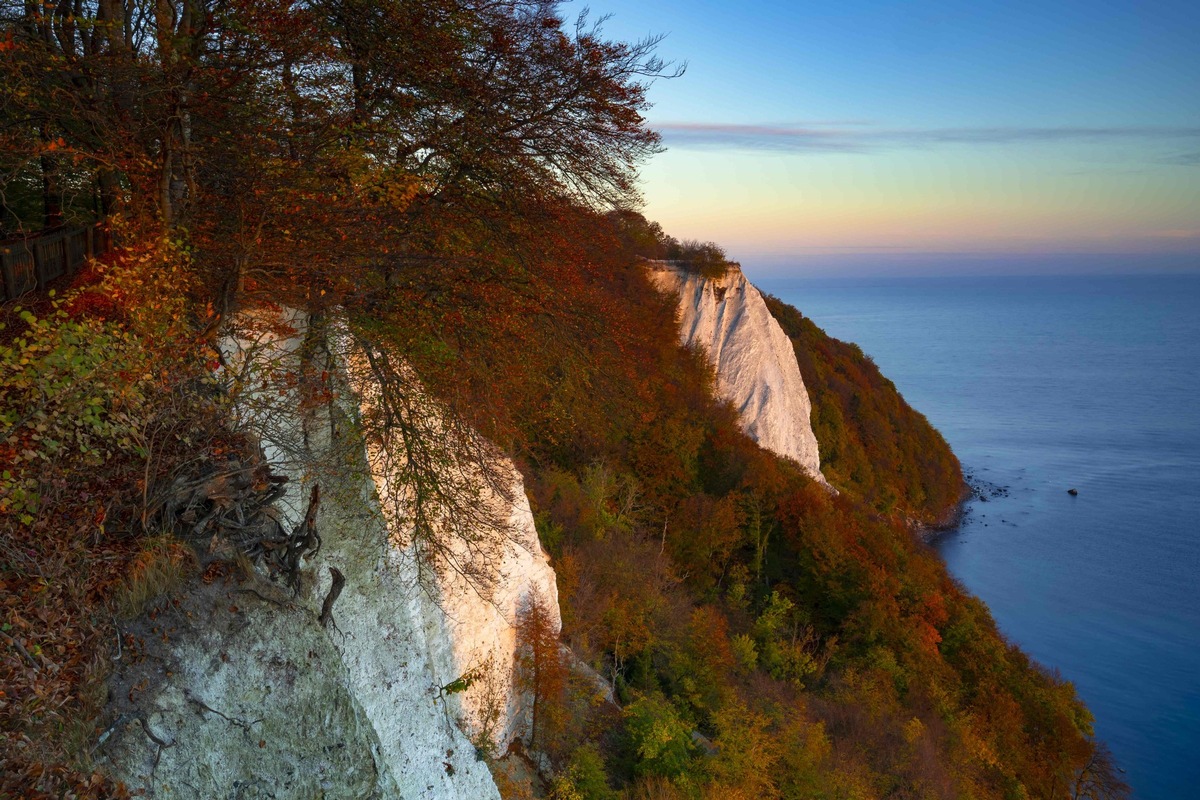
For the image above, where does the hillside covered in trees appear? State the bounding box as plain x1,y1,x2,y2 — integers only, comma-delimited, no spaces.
763,296,965,527
1,0,1125,797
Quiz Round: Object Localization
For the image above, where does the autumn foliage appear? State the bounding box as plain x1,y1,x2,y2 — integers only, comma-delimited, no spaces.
0,239,223,796
764,295,966,526
383,208,1122,798
0,0,1124,797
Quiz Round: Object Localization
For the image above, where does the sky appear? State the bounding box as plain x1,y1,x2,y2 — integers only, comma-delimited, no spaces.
565,0,1200,276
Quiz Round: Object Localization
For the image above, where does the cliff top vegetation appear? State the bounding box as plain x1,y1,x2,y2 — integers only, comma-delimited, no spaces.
0,1,1126,798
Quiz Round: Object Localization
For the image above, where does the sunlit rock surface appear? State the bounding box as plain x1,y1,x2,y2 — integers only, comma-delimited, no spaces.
100,308,559,798
648,262,827,484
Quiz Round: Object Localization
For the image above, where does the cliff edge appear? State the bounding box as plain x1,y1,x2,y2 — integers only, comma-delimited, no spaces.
647,262,828,485
97,309,560,798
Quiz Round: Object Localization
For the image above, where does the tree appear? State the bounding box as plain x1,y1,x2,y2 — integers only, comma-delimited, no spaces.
1,0,681,598
516,587,567,751
665,239,734,279
550,743,619,800
622,692,696,781
1070,742,1130,800
707,698,780,797
0,0,681,299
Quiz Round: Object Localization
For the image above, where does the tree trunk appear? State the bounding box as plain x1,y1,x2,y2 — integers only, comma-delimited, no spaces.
40,125,63,228
97,170,122,216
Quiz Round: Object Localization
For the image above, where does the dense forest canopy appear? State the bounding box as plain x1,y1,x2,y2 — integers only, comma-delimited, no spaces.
0,2,1127,798
1,0,676,313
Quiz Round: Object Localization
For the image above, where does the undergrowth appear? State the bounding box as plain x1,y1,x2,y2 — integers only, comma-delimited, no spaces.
0,236,224,797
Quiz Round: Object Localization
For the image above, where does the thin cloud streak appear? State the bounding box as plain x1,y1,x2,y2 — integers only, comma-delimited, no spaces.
654,122,863,152
655,121,1200,153
1163,151,1200,166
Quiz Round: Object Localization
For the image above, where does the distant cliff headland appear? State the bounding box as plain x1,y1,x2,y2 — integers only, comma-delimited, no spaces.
0,0,1125,797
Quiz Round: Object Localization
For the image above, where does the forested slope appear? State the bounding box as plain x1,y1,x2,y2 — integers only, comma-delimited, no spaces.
763,295,965,527
0,0,1123,796
436,226,1122,798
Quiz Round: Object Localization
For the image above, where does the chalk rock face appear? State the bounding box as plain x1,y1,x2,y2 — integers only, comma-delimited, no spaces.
429,485,560,751
346,333,561,757
648,263,827,483
98,578,400,799
101,309,560,798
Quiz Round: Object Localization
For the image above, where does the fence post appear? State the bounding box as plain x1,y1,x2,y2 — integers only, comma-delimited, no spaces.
1,248,12,302
0,240,37,300
30,235,42,290
28,230,67,289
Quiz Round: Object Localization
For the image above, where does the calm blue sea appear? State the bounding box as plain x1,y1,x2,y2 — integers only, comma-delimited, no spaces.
761,272,1200,800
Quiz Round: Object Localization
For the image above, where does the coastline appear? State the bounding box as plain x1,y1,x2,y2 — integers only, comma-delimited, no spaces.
915,476,981,542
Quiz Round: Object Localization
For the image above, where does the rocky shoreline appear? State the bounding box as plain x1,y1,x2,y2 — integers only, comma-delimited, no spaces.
920,470,1012,542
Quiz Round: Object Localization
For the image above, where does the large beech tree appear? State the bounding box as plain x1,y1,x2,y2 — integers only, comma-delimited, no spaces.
0,0,677,302
1,1,678,596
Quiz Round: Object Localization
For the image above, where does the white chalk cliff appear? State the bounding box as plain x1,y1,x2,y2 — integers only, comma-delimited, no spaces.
648,262,828,484
100,308,559,798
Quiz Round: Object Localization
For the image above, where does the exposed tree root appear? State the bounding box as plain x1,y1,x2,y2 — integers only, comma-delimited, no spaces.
318,567,346,629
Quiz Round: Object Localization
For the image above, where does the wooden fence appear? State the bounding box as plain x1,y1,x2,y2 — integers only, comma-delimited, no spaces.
0,222,111,302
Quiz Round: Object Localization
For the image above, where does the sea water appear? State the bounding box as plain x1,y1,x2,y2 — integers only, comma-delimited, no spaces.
760,272,1200,800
